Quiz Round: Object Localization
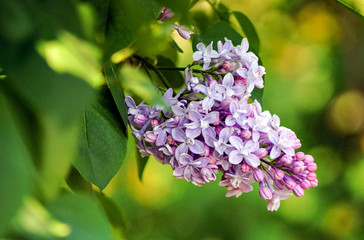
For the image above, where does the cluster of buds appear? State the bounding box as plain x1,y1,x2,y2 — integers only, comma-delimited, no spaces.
126,38,318,211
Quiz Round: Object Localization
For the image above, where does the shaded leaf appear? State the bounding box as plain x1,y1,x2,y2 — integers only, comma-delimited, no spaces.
46,194,113,240
157,55,184,89
66,167,93,194
170,38,183,53
232,11,260,53
76,88,127,191
136,146,150,181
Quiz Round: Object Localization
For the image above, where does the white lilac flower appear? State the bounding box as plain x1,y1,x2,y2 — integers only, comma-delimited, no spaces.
228,136,260,167
172,128,204,160
194,81,223,110
192,42,219,69
268,128,296,159
215,73,246,98
184,110,219,140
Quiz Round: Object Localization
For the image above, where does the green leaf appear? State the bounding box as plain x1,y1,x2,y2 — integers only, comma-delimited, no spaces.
0,90,32,235
95,192,128,231
335,0,364,19
157,55,184,89
232,11,260,53
193,21,243,50
136,146,150,181
170,39,183,53
76,87,127,191
66,167,93,194
104,63,129,130
120,65,165,106
46,194,113,240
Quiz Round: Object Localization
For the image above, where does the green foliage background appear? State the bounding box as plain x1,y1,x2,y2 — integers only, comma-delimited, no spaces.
0,0,364,239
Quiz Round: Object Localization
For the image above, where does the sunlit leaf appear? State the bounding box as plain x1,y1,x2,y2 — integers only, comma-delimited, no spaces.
76,87,127,191
46,194,113,240
335,0,364,19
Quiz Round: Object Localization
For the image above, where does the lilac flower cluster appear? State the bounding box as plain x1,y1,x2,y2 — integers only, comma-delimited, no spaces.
126,38,318,211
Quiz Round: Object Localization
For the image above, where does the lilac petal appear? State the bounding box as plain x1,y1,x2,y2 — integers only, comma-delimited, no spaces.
223,73,234,87
204,135,216,147
204,111,219,123
229,136,244,149
202,97,214,110
125,96,137,108
268,130,279,144
252,131,260,142
241,38,249,52
192,52,202,61
188,110,202,122
232,85,246,95
196,157,209,167
229,150,243,164
202,126,216,140
186,128,201,139
196,43,205,52
163,88,173,99
189,140,204,154
172,128,187,142
173,166,185,178
245,154,260,168
245,140,259,152
219,127,231,143
184,121,200,129
229,100,239,113
184,166,192,180
179,153,193,165
270,145,281,159
194,85,207,94
225,115,236,126
282,147,295,156
155,130,167,146
175,143,188,160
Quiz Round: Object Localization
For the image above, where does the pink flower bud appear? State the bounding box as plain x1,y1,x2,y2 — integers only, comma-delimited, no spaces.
259,186,273,200
307,172,317,181
284,177,296,190
306,162,317,172
144,131,157,143
241,129,252,140
274,169,285,180
151,119,159,128
274,180,286,190
293,185,304,197
207,154,217,164
134,114,146,125
222,61,232,70
310,179,318,187
300,179,311,189
255,148,268,159
253,169,264,182
295,152,305,161
241,163,251,173
304,155,314,164
292,161,305,174
280,155,292,166
167,135,175,145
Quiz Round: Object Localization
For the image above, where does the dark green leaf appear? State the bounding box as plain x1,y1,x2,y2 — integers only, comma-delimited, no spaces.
0,89,32,235
104,63,129,130
232,11,260,53
46,194,113,240
157,56,184,89
193,21,243,50
335,0,364,19
66,167,93,194
170,39,183,53
136,146,150,181
76,87,127,190
95,192,128,231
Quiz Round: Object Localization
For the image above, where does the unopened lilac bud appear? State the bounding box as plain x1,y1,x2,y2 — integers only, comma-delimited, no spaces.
259,186,273,200
167,135,175,145
134,114,146,125
280,155,292,167
255,148,268,159
222,61,232,71
241,129,252,140
274,169,285,180
151,119,159,128
293,185,304,197
159,7,174,21
300,179,311,189
284,177,296,190
174,115,181,124
293,140,302,149
144,131,157,143
253,168,264,182
274,180,286,190
310,179,318,187
201,144,210,157
292,161,305,174
306,162,317,172
304,155,314,164
173,25,193,40
241,163,251,173
295,152,305,161
307,172,317,181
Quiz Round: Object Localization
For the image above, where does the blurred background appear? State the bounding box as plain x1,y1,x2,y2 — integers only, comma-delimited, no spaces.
103,0,364,239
